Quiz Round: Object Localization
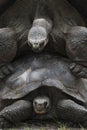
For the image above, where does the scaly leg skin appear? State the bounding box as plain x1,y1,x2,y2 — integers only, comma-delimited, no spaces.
0,117,13,128
0,64,14,80
0,28,17,79
57,99,87,126
70,63,87,78
0,100,32,128
66,26,87,78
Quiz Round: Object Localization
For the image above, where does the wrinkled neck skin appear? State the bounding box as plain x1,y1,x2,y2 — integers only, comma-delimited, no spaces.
33,18,53,34
28,0,53,51
32,0,53,34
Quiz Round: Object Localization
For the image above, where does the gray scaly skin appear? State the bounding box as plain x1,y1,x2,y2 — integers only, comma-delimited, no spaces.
0,54,87,128
0,28,17,79
0,0,87,78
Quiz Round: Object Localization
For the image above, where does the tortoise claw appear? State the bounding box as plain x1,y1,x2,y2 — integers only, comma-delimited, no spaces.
70,63,87,78
0,117,13,128
0,64,13,79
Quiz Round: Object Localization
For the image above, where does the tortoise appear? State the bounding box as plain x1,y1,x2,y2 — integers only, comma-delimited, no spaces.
0,0,87,79
0,54,87,128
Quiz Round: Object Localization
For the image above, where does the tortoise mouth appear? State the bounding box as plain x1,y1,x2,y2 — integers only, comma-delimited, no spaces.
34,107,49,114
28,38,48,53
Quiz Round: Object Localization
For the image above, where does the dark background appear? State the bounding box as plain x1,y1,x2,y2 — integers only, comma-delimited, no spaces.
1,0,87,21
68,0,87,21
0,0,15,15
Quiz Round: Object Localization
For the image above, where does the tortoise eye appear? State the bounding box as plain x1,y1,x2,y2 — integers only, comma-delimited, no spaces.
34,101,37,105
44,102,47,107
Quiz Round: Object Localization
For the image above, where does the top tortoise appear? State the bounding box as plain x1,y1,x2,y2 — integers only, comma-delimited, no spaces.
0,0,87,78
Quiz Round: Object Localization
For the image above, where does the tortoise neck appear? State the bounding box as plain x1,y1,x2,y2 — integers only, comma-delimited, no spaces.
33,18,53,33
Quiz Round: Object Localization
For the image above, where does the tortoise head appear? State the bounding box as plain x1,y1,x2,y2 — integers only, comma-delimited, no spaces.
33,96,50,114
28,26,48,52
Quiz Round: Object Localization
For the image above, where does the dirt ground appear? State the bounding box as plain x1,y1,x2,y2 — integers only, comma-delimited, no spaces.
3,120,86,130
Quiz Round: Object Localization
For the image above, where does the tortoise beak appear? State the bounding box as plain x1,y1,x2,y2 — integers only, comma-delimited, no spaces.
31,38,48,52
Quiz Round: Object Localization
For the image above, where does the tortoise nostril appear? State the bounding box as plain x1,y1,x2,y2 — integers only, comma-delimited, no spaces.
38,103,42,106
34,101,37,105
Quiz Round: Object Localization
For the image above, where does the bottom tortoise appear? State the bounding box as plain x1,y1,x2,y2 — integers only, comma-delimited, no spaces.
0,54,87,128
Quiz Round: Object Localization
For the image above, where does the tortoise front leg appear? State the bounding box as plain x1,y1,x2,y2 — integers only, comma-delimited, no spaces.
0,64,14,80
0,100,32,128
65,26,87,78
57,99,87,126
70,63,87,78
0,28,17,79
